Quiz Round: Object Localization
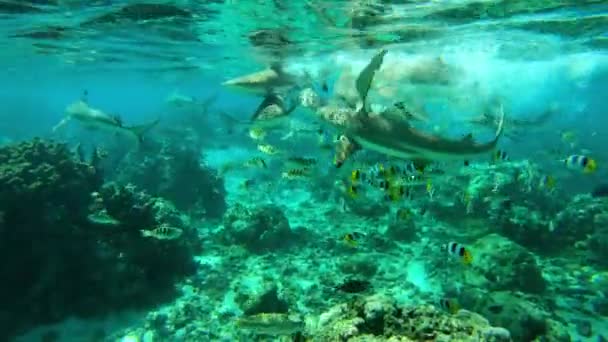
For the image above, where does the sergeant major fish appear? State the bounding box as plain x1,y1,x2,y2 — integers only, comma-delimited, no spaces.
258,143,280,155
141,225,183,240
282,168,311,180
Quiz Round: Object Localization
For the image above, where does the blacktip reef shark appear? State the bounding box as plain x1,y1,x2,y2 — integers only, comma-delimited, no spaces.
222,63,297,96
346,109,504,161
53,100,159,143
222,63,304,128
341,48,505,162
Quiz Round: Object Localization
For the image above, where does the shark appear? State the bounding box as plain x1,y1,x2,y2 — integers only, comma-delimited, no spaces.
340,48,505,162
222,63,307,128
221,64,297,96
346,109,504,161
53,100,159,143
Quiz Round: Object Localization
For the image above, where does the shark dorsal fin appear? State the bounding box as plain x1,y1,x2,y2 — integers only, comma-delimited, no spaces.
111,114,123,127
269,62,284,75
355,49,387,114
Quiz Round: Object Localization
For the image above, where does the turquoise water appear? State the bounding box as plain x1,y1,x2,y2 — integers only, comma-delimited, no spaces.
0,1,607,341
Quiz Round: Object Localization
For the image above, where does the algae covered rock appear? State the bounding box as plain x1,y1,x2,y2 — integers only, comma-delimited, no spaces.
471,233,546,293
221,203,299,253
588,209,608,265
338,256,379,279
551,194,605,250
241,286,290,316
467,291,569,341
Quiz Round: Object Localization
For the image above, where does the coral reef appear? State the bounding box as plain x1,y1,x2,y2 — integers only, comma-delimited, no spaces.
0,139,200,341
424,161,605,258
0,138,102,227
96,183,201,296
110,293,512,341
115,140,227,219
586,201,608,265
309,294,511,341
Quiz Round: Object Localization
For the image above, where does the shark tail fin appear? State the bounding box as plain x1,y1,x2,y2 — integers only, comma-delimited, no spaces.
269,61,285,76
128,118,160,143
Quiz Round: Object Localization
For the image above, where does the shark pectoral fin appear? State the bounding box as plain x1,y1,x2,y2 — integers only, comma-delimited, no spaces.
251,94,283,121
495,104,505,138
128,118,160,143
52,117,70,133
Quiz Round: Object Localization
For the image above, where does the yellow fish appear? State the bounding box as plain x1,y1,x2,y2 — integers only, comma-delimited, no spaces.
426,179,433,193
538,175,556,190
343,232,365,247
249,127,266,141
385,184,408,202
347,184,359,198
444,241,473,265
438,298,460,314
492,149,509,162
564,155,597,173
244,157,267,168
